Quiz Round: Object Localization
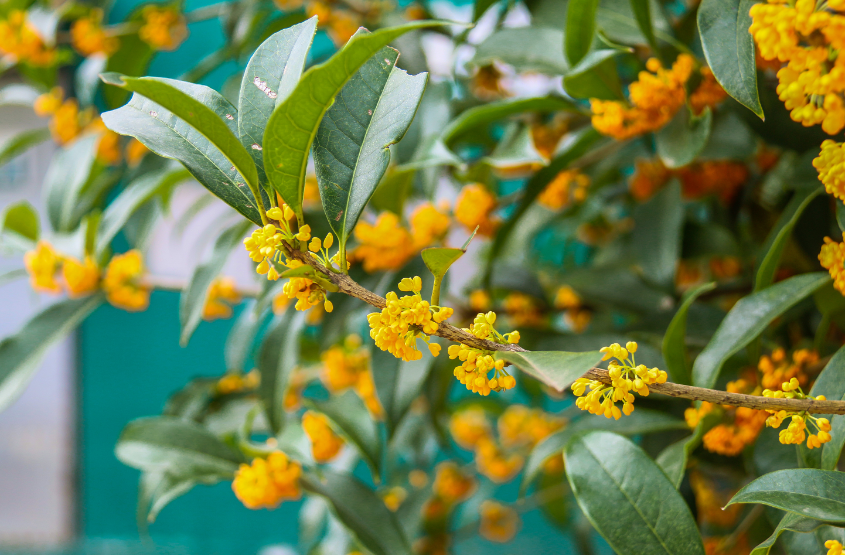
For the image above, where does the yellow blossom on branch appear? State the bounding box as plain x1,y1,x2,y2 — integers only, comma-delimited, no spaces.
302,411,344,463
24,241,63,294
537,169,590,210
351,212,416,272
449,406,492,450
827,540,844,555
232,451,302,509
103,250,150,311
202,276,241,320
448,312,518,396
814,140,845,202
34,88,63,117
479,500,520,543
71,10,119,56
431,461,475,504
455,184,499,237
139,6,187,51
410,202,451,249
0,10,56,67
62,256,100,297
820,233,845,295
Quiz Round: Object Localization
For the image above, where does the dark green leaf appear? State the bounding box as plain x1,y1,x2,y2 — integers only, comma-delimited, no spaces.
180,220,253,346
566,0,601,65
1,200,39,242
238,17,316,185
302,469,411,555
44,134,99,232
263,21,450,221
314,39,427,256
116,416,243,475
629,0,661,57
596,0,673,46
473,0,499,21
258,310,305,434
308,390,382,479
750,512,836,555
496,350,603,392
371,348,434,435
655,107,712,169
727,469,845,522
102,33,154,109
632,179,684,287
563,49,624,100
75,54,106,107
101,79,264,224
137,470,220,526
662,282,717,384
471,27,569,74
224,300,263,371
0,294,104,412
799,346,845,470
698,0,763,118
692,272,830,388
0,127,51,168
482,123,547,169
565,431,705,555
755,187,824,291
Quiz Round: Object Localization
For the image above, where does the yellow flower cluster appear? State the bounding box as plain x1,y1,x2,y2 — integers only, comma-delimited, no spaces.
216,369,260,394
126,139,150,167
749,0,845,135
530,116,570,160
554,285,592,334
139,6,187,51
367,277,453,362
497,404,566,450
448,312,519,396
828,540,844,555
628,157,749,203
689,67,728,115
202,277,241,320
758,347,816,391
572,342,667,419
820,233,845,295
815,140,845,203
763,378,831,448
231,451,302,509
690,472,743,528
454,184,499,237
34,88,96,146
591,55,697,140
321,337,384,418
702,406,768,456
479,501,520,543
103,250,150,311
448,406,491,450
302,411,344,463
381,486,407,512
0,10,56,67
410,202,451,248
71,10,119,56
24,241,101,298
502,292,545,328
431,461,476,505
537,170,590,210
305,1,361,46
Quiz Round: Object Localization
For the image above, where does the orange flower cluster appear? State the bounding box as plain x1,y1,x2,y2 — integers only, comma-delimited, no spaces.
502,292,545,328
216,369,260,394
592,55,725,140
629,158,748,203
537,170,590,210
554,285,592,333
71,10,119,56
454,184,499,237
410,202,451,249
302,411,344,463
320,336,384,419
685,377,768,456
421,461,476,530
531,116,570,160
690,472,743,528
34,89,96,146
758,347,817,391
305,1,361,45
820,233,845,295
448,312,519,396
24,241,101,298
202,277,241,320
0,10,56,66
103,250,150,311
231,451,302,509
815,140,845,202
689,68,728,115
749,0,845,134
479,501,521,543
139,6,187,51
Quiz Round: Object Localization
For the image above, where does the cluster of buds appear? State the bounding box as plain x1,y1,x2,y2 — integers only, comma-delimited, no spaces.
763,378,832,448
367,277,453,362
448,312,519,396
571,342,667,419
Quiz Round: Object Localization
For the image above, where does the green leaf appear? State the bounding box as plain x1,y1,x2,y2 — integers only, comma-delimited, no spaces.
566,0,601,65
224,301,263,371
116,416,243,475
102,33,154,109
1,200,39,243
597,0,673,46
96,165,190,255
258,310,306,435
471,27,570,75
75,54,107,108
301,469,411,555
0,294,104,413
0,127,51,168
692,272,830,388
103,75,261,209
308,390,382,479
522,408,686,492
755,186,824,291
727,469,845,522
473,0,499,21
179,220,253,346
799,346,845,470
238,17,316,185
750,512,837,555
629,0,661,58
371,349,434,435
655,413,715,489
263,21,450,221
101,79,264,225
314,39,427,259
662,282,717,384
655,107,712,169
632,179,684,287
496,350,603,392
483,123,547,169
562,49,624,101
698,0,763,118
565,431,705,555
43,134,100,232
137,470,220,526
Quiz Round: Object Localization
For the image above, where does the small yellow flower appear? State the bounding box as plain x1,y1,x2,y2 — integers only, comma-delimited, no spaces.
381,486,407,512
71,10,119,56
302,411,344,463
232,451,302,509
432,461,475,503
0,10,57,67
449,407,492,450
815,141,845,203
454,184,498,237
62,255,100,297
410,202,451,249
103,250,150,311
537,169,590,210
479,500,520,543
202,276,241,320
820,234,845,295
139,6,187,51
351,212,416,272
24,241,63,294
826,540,844,555
34,87,63,117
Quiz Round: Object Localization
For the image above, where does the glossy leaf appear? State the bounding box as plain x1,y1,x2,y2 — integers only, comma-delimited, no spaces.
179,220,253,346
263,21,450,221
662,282,716,384
522,408,686,491
96,165,190,255
309,390,382,479
238,17,316,184
655,107,712,169
371,349,434,434
43,134,99,232
727,469,845,522
750,512,836,555
224,301,263,372
258,310,305,435
496,350,602,392
137,470,214,526
314,39,427,257
698,0,763,118
302,469,411,555
799,346,845,470
565,431,705,555
692,272,830,388
563,49,624,100
101,79,264,224
632,179,684,287
1,200,39,243
0,294,104,413
629,0,660,57
755,186,824,291
116,416,243,475
566,0,600,65
0,127,51,168
102,33,154,109
472,27,570,75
